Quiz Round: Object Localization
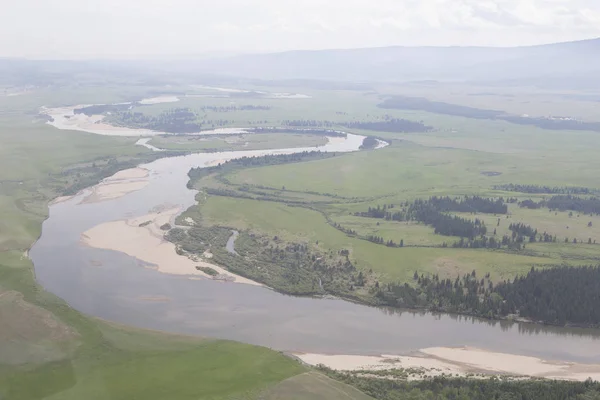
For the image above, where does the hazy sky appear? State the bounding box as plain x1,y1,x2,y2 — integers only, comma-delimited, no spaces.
2,0,600,59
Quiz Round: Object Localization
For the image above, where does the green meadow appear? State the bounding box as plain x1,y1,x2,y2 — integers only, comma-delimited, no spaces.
3,80,600,398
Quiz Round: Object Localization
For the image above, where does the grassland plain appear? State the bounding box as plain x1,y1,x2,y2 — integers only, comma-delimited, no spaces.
0,89,372,400
4,82,600,398
190,103,600,291
149,132,328,152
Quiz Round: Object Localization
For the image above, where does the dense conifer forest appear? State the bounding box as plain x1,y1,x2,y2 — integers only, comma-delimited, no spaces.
376,266,600,327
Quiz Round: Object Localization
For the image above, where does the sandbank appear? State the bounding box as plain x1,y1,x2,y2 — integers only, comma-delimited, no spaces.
138,96,180,105
80,167,149,204
296,347,600,382
80,207,263,286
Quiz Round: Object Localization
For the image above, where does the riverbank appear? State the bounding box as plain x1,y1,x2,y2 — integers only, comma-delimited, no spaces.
80,206,264,286
295,347,600,382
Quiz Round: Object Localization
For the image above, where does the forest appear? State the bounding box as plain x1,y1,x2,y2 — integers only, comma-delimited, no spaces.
518,195,600,215
200,105,271,112
187,150,336,187
321,371,600,400
280,117,431,133
360,136,380,149
165,225,374,298
494,184,594,194
74,103,132,116
341,118,431,133
247,127,346,137
377,265,600,327
109,107,204,133
378,96,600,132
352,197,567,250
356,197,507,239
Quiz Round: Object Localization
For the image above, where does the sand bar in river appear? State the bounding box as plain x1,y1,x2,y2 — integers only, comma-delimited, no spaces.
80,167,150,204
80,207,263,286
295,347,600,382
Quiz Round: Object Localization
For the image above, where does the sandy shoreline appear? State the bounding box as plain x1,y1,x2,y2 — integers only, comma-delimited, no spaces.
80,167,150,204
295,347,600,382
80,207,263,286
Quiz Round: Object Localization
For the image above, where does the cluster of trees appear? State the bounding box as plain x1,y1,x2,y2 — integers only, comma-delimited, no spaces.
376,265,600,326
340,118,431,133
358,197,507,220
509,222,537,237
248,127,347,137
494,183,593,195
427,196,508,214
74,103,131,116
548,195,600,215
188,150,334,186
502,115,600,132
378,95,502,119
451,235,524,250
108,107,277,133
366,235,403,247
110,108,204,133
378,95,600,132
280,117,432,134
359,136,380,149
322,372,600,400
167,225,371,297
416,207,487,238
200,105,270,112
518,195,600,215
282,119,335,127
494,266,600,326
519,199,544,209
357,197,504,239
331,222,357,236
58,152,177,196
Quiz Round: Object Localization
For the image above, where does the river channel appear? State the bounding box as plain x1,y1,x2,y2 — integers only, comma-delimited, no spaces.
30,111,600,364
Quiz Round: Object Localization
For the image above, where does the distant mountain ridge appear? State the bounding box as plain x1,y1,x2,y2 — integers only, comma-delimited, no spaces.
1,38,598,88
190,37,600,86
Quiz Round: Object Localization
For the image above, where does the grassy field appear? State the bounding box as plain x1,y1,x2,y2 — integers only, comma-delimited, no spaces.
228,140,600,198
150,132,328,152
191,98,600,288
4,80,600,398
198,196,564,283
260,372,374,400
0,88,376,400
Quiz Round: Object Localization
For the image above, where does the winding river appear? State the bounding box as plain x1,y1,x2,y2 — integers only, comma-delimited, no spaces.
30,102,600,365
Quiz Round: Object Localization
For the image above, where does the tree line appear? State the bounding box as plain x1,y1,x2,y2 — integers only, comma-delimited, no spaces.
378,95,600,132
519,195,600,215
188,150,335,187
200,105,271,112
247,127,347,137
109,107,203,133
341,118,431,133
321,371,600,400
494,183,593,195
281,117,432,133
356,197,507,240
376,265,600,327
360,136,380,149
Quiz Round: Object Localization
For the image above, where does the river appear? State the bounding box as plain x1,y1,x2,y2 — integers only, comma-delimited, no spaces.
30,103,600,365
